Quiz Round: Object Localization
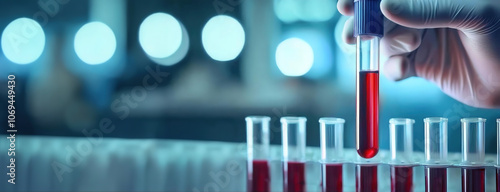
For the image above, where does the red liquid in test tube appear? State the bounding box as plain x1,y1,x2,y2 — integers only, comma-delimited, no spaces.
356,165,377,192
354,0,383,159
425,167,447,192
357,71,379,158
460,118,486,192
391,166,413,192
388,118,415,192
319,118,345,192
281,117,307,192
283,161,306,192
462,168,484,192
496,168,500,192
248,160,270,192
321,164,342,192
423,118,449,192
246,116,271,192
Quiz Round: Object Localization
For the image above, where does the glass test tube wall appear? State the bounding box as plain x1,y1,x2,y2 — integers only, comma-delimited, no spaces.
319,118,345,192
282,117,307,192
246,116,271,192
461,118,486,192
424,117,448,192
354,0,383,159
389,118,415,192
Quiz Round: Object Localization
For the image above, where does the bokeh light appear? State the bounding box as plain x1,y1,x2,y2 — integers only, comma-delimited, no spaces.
202,15,245,62
1,18,45,64
283,29,333,79
274,0,336,23
74,22,116,65
147,23,189,66
139,13,183,62
275,38,314,77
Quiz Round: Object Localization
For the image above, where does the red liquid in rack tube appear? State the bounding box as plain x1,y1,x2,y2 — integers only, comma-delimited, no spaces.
356,165,377,192
321,163,342,192
391,166,413,192
283,161,306,192
248,160,270,192
425,167,447,192
356,71,379,158
462,168,484,192
496,168,500,192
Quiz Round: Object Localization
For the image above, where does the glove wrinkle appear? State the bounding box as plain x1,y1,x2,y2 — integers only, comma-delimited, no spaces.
442,29,478,107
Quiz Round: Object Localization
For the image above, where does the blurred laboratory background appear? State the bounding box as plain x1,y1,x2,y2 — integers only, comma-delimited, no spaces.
2,0,500,154
0,0,499,191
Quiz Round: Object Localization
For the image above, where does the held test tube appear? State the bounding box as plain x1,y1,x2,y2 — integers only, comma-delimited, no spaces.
461,118,486,192
424,118,448,192
389,118,415,192
319,118,345,192
281,117,307,192
354,0,384,159
246,116,271,192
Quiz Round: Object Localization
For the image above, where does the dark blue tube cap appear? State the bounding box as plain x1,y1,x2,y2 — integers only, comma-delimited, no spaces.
354,0,384,37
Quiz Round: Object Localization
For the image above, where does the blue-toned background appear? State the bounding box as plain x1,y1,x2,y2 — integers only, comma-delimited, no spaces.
0,0,500,152
0,0,499,191
0,0,499,154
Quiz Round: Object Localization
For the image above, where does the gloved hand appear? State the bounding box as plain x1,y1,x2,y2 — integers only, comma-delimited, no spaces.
338,0,500,108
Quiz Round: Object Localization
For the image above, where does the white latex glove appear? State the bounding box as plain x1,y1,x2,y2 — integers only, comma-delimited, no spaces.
338,0,500,108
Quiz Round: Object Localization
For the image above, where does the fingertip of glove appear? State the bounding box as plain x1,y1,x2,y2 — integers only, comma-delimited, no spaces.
337,0,354,16
342,17,356,44
381,0,406,23
383,56,410,81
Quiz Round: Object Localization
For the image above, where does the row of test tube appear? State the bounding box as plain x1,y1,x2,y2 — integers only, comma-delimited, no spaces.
246,116,500,192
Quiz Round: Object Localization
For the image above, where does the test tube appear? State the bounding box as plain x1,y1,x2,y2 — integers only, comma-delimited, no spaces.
354,0,384,159
424,117,448,192
246,116,271,192
389,118,415,192
497,119,500,192
355,146,379,191
281,117,307,192
319,118,345,192
461,118,486,192
356,164,378,192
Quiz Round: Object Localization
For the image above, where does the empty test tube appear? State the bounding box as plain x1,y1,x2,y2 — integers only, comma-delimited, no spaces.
461,118,486,192
424,117,448,192
281,117,307,192
246,116,271,192
389,118,415,192
319,118,345,192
